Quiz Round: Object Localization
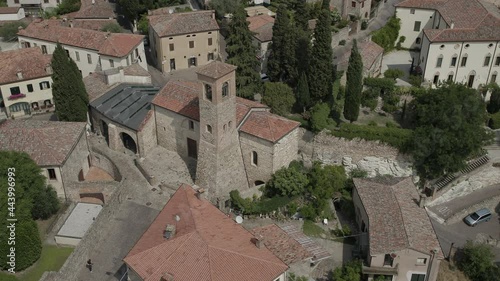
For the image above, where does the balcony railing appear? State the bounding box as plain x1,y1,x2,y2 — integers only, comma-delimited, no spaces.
8,94,26,100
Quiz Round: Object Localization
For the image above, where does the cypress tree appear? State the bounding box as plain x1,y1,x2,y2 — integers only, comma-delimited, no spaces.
296,72,311,112
322,0,330,10
343,39,363,123
308,9,333,103
267,4,297,86
295,32,311,77
51,43,89,122
226,6,262,99
294,0,309,31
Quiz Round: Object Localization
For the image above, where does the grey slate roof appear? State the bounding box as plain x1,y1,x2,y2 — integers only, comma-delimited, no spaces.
90,84,160,131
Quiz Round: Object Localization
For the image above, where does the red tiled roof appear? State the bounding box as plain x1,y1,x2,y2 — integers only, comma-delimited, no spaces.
236,97,268,125
239,111,300,143
0,47,52,85
149,10,219,37
124,184,288,281
0,7,20,14
152,80,201,121
123,63,150,77
354,177,444,258
251,224,312,265
0,120,86,166
396,0,500,41
196,61,237,79
247,15,274,42
76,0,115,19
18,21,143,57
83,72,117,102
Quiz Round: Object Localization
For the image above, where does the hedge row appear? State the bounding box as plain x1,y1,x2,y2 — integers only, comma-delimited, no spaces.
330,123,412,150
489,112,500,129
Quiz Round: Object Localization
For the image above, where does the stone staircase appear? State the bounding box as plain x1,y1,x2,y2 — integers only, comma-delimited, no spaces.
279,224,331,263
433,154,490,191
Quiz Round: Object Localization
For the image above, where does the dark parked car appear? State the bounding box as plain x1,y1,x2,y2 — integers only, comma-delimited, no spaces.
464,208,492,226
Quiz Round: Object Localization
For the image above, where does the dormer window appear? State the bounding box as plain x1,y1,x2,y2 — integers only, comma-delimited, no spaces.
205,84,212,101
222,82,229,98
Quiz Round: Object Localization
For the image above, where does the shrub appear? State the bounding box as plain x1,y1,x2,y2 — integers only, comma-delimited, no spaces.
396,35,406,49
0,21,28,42
349,168,368,178
368,121,377,126
409,75,422,87
364,77,396,92
101,22,123,33
310,103,335,133
361,88,379,110
386,121,398,128
384,68,405,80
330,123,412,151
361,20,368,30
339,40,346,46
489,112,500,129
372,16,401,52
458,241,497,281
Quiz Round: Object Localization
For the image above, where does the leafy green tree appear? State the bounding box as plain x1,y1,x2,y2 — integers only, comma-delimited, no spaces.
118,0,142,23
343,40,363,123
267,5,298,85
51,43,89,122
208,0,242,19
57,0,81,15
226,6,262,98
266,163,309,197
383,68,405,80
0,21,28,42
321,0,330,10
101,22,123,33
371,16,401,52
0,0,7,7
262,82,296,116
288,272,309,281
308,163,346,199
294,0,309,31
0,151,61,270
308,9,333,103
487,84,500,114
330,260,362,281
458,241,497,281
411,83,491,179
309,102,331,132
296,72,311,112
137,13,149,35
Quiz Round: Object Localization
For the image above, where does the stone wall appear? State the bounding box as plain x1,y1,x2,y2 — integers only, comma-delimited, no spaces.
331,27,349,48
89,149,122,181
135,158,157,186
91,110,139,155
239,131,275,187
61,130,90,184
273,128,299,173
137,110,157,157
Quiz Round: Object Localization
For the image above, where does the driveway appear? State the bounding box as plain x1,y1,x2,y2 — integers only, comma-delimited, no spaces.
381,50,419,81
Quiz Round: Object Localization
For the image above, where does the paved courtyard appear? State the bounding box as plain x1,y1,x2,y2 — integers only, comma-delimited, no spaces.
381,50,419,83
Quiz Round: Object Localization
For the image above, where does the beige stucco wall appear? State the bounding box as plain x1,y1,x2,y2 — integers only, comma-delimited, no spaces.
154,105,200,159
421,40,500,89
0,75,53,117
151,28,219,72
396,7,437,49
43,166,64,198
17,37,147,78
370,249,440,281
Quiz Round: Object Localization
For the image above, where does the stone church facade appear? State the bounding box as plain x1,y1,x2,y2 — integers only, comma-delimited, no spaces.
151,61,300,201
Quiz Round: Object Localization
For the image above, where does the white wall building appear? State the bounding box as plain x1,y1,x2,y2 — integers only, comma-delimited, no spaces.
6,0,59,16
0,47,54,118
396,0,500,89
247,14,274,73
17,20,147,78
0,7,25,21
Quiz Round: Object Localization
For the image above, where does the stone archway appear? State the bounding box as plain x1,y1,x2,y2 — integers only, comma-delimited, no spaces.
121,132,137,154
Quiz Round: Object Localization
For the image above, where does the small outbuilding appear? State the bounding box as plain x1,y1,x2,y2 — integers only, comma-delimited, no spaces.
55,203,103,246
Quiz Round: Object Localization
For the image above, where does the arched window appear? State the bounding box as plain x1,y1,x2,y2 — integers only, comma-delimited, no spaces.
222,82,229,98
491,71,498,84
223,124,227,131
251,151,258,166
228,121,232,128
205,84,212,101
433,72,440,85
484,54,492,66
461,54,468,67
206,124,212,134
467,70,476,88
450,54,458,67
416,37,421,44
436,55,443,67
447,72,454,82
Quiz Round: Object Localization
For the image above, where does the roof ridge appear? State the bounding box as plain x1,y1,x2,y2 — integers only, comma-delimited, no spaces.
389,179,412,250
265,112,276,142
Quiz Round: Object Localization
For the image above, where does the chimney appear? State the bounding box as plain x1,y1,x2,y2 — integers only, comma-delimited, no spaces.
69,20,73,28
163,224,176,239
45,65,53,74
419,194,427,208
195,188,205,200
92,0,95,4
161,273,174,281
450,21,454,29
255,236,264,249
18,25,23,31
16,71,23,80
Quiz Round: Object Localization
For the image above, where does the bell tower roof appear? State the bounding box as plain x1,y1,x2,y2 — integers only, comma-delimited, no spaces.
196,61,237,80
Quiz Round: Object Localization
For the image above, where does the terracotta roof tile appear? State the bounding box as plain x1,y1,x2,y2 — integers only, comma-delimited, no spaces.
0,120,86,166
76,0,115,19
251,224,312,265
247,15,274,42
153,79,297,143
0,47,52,85
123,63,150,77
397,0,500,41
149,10,219,37
124,184,288,281
239,111,299,143
354,177,444,258
83,72,117,102
196,61,237,79
18,21,143,57
0,7,20,14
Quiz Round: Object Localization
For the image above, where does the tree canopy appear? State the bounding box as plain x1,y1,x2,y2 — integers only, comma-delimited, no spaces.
0,22,28,42
308,9,333,103
309,102,331,133
101,22,123,33
266,162,309,197
295,72,311,112
208,0,242,19
410,83,491,179
226,6,262,99
458,241,500,281
331,260,362,281
51,43,89,122
343,40,363,123
0,152,60,271
262,82,296,116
